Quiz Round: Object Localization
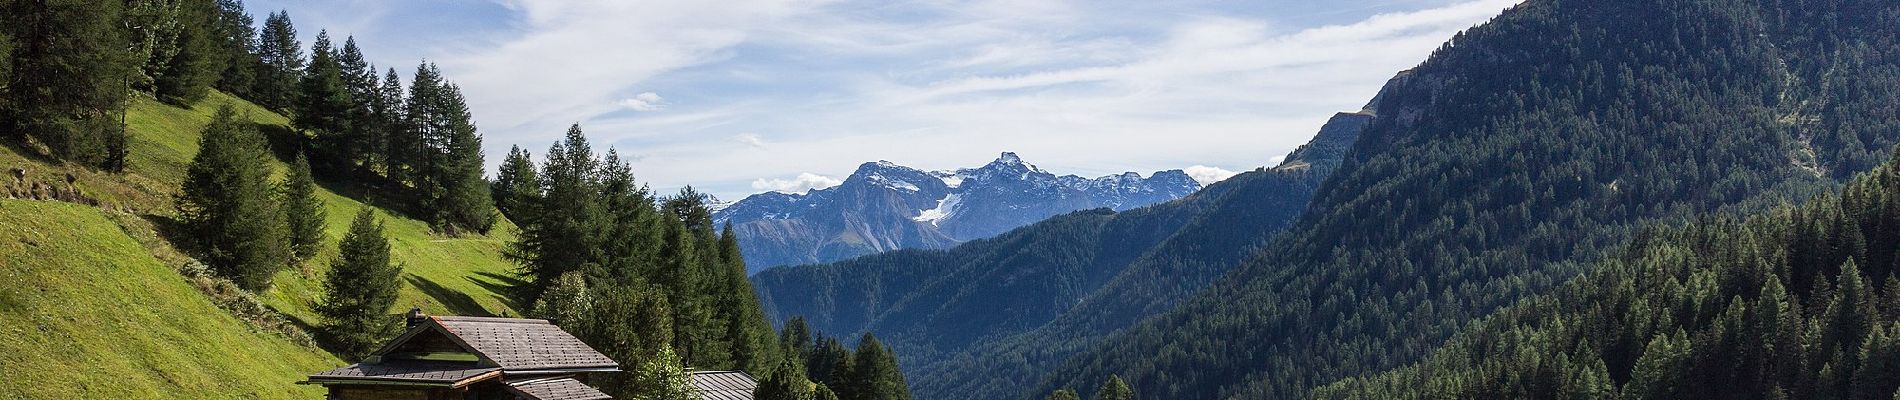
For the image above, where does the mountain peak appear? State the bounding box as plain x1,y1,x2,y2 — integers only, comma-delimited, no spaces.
997,152,1023,164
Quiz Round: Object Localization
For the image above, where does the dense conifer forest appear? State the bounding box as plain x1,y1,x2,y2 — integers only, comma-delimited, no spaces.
1021,0,1900,398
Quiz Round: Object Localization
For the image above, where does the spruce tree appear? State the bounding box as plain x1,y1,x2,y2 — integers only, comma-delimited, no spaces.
318,208,400,359
177,105,290,291
295,30,355,169
285,151,326,262
507,124,604,304
337,37,377,169
1095,376,1133,400
253,11,300,111
1045,389,1080,400
493,145,539,221
808,337,853,389
0,0,135,166
781,317,814,373
846,334,910,400
209,0,256,97
719,222,778,373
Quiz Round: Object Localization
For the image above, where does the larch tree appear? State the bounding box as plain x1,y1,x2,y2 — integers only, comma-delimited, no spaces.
318,208,401,359
373,68,404,174
177,105,290,291
427,83,494,235
253,10,300,111
154,0,223,105
209,0,256,97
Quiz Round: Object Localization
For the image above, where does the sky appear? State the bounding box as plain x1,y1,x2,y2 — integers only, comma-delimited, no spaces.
244,0,1518,200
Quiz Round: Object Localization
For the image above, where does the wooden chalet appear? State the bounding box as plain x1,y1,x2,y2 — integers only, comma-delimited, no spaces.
688,371,758,400
303,310,619,400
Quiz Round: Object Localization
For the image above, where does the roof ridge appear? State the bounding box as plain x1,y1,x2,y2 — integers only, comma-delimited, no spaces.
432,315,552,324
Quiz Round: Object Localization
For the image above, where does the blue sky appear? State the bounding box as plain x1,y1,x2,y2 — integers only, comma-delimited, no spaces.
245,0,1517,200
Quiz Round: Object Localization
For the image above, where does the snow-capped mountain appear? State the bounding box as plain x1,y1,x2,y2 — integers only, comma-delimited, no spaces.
718,152,1202,274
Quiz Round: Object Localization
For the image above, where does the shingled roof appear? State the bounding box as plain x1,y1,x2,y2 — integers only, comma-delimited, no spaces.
306,360,500,387
371,316,619,372
690,371,758,400
506,377,614,400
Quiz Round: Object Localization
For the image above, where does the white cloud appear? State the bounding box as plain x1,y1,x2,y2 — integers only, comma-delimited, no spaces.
277,0,1519,199
734,133,768,149
619,92,667,111
1184,165,1240,186
751,173,843,194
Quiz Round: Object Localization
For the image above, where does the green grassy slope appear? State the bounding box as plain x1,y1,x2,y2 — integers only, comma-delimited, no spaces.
0,200,334,399
114,91,520,322
0,91,523,397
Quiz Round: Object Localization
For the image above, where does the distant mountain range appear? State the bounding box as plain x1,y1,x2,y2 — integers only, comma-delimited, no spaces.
714,153,1202,274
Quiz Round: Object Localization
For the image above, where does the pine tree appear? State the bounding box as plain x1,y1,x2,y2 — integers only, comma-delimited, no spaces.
208,0,256,97
1045,389,1080,400
1096,376,1133,400
846,334,910,400
253,11,301,111
295,30,355,169
177,105,290,291
318,208,400,359
0,0,135,166
285,151,326,262
493,145,539,221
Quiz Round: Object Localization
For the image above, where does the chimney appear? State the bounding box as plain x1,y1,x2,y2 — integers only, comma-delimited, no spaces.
405,308,426,330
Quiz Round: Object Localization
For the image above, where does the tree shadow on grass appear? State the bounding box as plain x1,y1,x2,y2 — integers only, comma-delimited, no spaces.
140,213,200,256
470,270,530,314
405,274,493,317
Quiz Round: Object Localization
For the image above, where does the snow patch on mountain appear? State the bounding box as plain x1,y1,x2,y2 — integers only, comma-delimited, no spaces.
913,194,962,226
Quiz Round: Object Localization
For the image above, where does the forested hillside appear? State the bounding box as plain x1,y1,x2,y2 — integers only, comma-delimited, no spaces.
1030,0,1900,398
1318,144,1900,399
754,101,1374,398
